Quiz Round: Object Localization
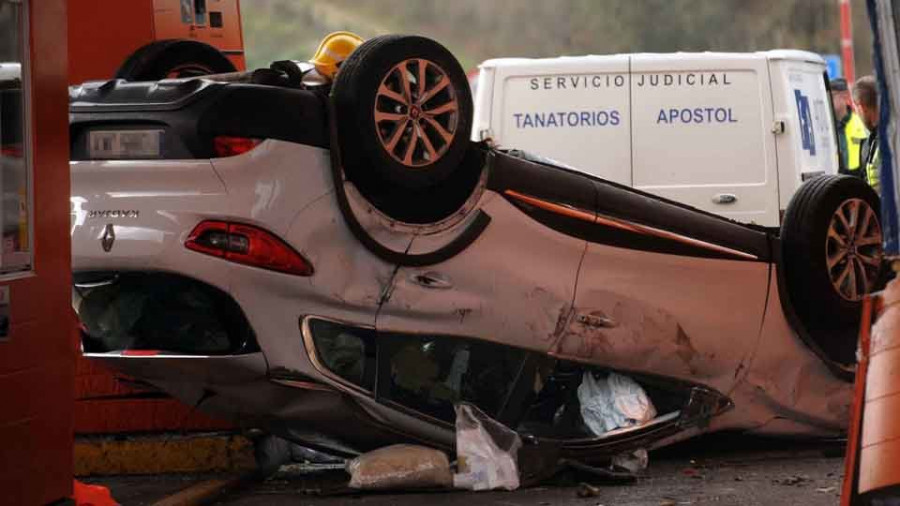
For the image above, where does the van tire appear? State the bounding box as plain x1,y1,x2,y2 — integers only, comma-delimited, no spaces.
332,35,473,192
781,175,883,363
116,40,236,81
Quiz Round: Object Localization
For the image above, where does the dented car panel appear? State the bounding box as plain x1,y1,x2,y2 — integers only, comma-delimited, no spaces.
377,194,586,355
560,245,770,395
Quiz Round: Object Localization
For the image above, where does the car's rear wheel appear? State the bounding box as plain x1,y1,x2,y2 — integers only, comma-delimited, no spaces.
116,40,237,81
782,175,883,364
332,35,474,193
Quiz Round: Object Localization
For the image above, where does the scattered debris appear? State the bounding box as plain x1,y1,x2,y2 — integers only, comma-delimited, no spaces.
577,482,602,497
291,445,344,465
454,403,522,491
346,444,452,490
612,448,649,473
659,500,677,506
578,372,657,436
773,475,809,486
816,486,837,493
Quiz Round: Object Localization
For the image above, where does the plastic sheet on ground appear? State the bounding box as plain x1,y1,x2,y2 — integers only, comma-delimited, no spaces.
346,444,452,490
577,372,657,436
453,403,522,491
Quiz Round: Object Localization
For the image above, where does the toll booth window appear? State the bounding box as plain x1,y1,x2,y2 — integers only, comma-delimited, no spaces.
180,0,193,24
194,0,207,26
0,1,31,274
209,11,223,28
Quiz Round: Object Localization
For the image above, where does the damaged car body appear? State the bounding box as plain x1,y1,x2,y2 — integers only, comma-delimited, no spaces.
69,35,874,463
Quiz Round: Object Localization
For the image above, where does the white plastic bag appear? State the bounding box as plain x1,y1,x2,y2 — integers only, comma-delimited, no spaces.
346,444,452,490
577,372,657,436
453,403,521,491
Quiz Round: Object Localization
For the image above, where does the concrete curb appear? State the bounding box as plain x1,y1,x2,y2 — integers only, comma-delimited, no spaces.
74,432,256,476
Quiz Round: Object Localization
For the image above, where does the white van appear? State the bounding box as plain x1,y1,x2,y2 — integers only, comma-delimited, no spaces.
473,51,837,227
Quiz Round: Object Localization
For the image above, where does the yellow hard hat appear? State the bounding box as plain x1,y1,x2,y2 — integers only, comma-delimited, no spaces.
310,31,364,79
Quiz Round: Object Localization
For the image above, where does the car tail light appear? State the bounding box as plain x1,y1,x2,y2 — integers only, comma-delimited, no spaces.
213,136,261,157
185,220,313,276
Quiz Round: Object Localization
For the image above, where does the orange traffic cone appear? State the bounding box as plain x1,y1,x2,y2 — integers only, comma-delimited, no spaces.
73,479,119,506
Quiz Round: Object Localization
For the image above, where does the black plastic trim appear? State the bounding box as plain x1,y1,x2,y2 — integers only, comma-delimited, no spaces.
69,79,328,160
508,200,755,261
489,150,771,262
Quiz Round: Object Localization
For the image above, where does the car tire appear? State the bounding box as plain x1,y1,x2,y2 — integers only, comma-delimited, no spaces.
332,35,473,192
781,175,883,364
116,40,237,81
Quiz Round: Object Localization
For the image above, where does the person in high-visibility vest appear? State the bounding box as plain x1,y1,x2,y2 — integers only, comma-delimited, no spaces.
831,78,869,175
854,76,881,195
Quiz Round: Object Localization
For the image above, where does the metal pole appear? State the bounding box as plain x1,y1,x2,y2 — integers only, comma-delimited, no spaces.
841,0,857,83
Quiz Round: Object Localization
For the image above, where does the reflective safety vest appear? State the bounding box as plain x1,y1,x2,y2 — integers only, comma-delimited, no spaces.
840,112,869,173
866,141,881,195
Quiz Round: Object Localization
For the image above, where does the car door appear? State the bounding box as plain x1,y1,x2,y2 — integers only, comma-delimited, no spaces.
553,180,772,397
375,190,587,357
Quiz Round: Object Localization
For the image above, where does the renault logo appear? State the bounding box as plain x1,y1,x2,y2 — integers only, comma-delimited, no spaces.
101,224,115,252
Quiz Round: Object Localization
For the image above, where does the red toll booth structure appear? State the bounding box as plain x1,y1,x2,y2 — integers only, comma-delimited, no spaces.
0,0,76,504
68,0,246,84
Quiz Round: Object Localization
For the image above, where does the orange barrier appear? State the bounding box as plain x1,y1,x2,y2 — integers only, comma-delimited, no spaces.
843,277,900,504
842,291,878,505
860,279,900,498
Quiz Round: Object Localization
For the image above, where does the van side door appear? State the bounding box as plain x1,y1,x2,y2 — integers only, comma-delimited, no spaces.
630,54,781,227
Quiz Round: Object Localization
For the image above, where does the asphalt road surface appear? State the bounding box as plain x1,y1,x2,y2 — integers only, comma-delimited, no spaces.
98,433,847,505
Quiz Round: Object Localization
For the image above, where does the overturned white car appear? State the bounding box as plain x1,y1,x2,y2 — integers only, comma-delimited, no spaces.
70,35,879,463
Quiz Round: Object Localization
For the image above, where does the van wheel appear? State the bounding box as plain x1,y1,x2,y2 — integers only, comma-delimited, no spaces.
781,175,883,363
332,35,473,192
116,40,236,81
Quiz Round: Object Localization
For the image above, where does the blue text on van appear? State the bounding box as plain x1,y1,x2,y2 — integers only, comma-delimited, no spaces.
513,110,621,128
656,107,737,124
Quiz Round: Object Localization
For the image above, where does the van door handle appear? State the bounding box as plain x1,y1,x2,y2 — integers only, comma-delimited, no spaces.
410,271,452,289
713,194,737,205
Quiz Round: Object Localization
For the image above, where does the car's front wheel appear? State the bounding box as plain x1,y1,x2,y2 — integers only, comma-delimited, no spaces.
781,174,884,364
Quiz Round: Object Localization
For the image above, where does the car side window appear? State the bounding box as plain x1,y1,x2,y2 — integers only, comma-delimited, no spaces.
307,318,377,392
378,333,527,423
74,272,258,355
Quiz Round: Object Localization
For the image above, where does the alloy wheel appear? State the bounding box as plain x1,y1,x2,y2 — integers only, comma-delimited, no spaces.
374,58,460,168
826,198,883,301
